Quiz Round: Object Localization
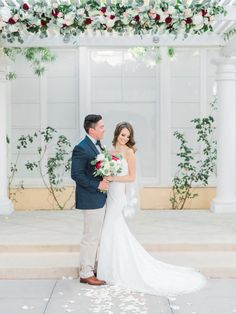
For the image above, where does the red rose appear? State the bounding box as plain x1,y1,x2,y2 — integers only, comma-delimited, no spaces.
95,161,102,169
23,3,29,10
41,20,47,27
185,17,192,24
85,18,92,25
8,18,16,24
100,6,106,14
201,9,207,17
52,8,59,18
134,15,140,22
112,155,119,161
155,14,160,21
110,15,115,20
165,16,172,24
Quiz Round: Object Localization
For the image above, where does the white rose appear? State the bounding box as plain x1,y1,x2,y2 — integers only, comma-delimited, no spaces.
53,3,58,9
64,12,75,26
9,24,19,32
103,161,111,171
57,18,64,27
184,9,192,18
58,12,63,18
106,18,115,28
193,14,203,25
0,7,12,22
98,15,106,24
77,9,85,16
168,6,176,15
96,153,105,161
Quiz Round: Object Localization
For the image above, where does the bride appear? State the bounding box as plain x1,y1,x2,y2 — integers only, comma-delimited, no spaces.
97,121,207,297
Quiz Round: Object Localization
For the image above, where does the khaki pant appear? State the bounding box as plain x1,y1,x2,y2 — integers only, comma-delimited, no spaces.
79,206,106,278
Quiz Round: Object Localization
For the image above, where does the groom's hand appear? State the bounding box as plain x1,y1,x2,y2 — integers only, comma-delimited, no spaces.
98,180,109,191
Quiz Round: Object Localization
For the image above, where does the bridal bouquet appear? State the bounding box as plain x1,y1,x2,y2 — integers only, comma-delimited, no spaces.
91,148,123,192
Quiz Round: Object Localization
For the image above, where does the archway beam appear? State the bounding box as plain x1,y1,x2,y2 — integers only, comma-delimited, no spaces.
2,34,223,48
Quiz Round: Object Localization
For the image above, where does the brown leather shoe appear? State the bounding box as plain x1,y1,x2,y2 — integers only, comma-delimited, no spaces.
80,276,106,286
94,272,106,285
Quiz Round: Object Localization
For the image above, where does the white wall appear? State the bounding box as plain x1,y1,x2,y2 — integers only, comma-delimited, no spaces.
8,47,219,187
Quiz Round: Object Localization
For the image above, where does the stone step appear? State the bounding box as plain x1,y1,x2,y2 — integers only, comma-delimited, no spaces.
0,251,236,279
1,243,236,252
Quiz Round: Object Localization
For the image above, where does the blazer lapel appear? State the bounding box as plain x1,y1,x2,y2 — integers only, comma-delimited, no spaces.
85,135,100,155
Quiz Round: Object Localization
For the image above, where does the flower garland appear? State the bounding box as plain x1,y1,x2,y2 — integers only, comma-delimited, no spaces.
0,0,226,44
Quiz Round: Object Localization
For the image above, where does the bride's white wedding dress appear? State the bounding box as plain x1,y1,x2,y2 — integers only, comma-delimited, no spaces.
97,157,207,296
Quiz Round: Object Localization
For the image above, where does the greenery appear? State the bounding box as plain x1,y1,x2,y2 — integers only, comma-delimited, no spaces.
0,1,226,44
129,46,175,65
7,127,74,210
3,47,56,80
7,133,36,203
170,98,217,210
224,28,236,41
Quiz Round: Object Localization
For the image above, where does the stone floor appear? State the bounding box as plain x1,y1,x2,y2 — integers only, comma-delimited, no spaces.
0,278,235,314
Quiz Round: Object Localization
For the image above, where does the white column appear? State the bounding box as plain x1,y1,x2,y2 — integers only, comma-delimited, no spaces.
0,58,14,215
211,57,236,213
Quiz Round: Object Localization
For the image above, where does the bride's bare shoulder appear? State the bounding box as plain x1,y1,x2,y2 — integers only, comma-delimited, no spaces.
125,147,135,159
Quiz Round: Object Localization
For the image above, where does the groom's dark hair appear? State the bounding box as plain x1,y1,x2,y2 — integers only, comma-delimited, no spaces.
84,114,102,133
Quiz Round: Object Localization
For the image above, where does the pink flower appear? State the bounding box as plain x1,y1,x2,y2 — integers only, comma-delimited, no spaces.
22,3,29,11
95,161,102,169
148,9,156,19
8,17,16,24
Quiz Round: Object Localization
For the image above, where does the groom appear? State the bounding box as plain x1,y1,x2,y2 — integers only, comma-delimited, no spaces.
71,114,108,285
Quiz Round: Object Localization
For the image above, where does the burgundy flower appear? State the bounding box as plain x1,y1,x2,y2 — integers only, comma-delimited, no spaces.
100,6,106,14
85,18,92,25
23,3,29,11
185,17,192,24
110,14,115,20
95,161,102,169
41,20,47,27
134,15,140,22
201,9,207,17
155,14,161,21
165,16,172,24
52,8,59,18
8,17,16,25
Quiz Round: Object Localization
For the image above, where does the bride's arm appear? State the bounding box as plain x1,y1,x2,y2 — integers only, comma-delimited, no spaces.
110,149,136,183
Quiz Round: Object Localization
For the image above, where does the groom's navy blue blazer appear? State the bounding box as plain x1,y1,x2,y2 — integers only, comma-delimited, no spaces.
71,135,107,210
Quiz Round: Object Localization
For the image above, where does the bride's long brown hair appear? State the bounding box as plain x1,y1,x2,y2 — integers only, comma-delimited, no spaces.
112,122,137,153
